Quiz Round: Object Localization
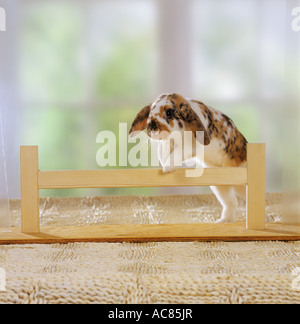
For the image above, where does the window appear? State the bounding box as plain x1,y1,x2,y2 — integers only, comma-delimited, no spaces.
0,0,294,198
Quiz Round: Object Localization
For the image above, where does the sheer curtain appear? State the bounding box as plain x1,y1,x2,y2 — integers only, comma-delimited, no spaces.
283,0,300,223
0,0,18,230
0,108,10,229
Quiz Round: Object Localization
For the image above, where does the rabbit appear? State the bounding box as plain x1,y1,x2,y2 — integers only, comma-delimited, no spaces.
129,93,248,223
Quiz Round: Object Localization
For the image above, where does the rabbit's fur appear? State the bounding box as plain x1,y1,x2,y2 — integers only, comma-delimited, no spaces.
129,93,247,223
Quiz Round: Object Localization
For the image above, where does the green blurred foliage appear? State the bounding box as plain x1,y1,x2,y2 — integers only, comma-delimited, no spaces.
95,34,156,101
21,3,84,102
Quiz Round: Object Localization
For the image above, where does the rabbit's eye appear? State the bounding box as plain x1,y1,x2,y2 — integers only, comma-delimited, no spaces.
166,109,174,118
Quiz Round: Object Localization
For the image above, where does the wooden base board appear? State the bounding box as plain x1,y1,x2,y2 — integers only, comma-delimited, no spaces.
0,223,299,244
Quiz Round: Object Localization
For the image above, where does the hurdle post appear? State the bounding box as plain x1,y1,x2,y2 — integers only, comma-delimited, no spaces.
17,143,269,240
20,146,40,233
246,143,266,230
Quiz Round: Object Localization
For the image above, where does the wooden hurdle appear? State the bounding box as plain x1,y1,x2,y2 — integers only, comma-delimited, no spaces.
0,143,299,244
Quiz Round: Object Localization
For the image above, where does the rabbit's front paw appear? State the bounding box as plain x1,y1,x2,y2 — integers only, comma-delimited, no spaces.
215,217,234,224
162,165,177,173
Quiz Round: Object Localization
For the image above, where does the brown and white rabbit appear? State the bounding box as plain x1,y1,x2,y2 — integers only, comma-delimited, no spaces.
129,93,247,223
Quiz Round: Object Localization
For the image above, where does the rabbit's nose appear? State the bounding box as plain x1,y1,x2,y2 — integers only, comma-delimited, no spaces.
148,118,158,131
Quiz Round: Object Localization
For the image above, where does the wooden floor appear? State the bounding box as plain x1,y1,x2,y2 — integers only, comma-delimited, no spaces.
0,223,299,244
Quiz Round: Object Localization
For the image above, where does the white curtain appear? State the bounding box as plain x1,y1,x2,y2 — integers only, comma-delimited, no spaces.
0,109,10,228
0,0,19,204
283,0,300,223
0,0,19,228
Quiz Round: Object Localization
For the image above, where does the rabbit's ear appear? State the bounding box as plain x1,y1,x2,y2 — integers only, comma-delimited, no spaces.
180,105,210,145
129,105,151,138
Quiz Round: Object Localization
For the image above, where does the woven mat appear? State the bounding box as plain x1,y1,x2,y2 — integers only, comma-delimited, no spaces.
0,193,300,304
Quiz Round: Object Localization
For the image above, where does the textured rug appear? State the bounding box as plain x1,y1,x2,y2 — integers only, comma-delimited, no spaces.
0,193,299,304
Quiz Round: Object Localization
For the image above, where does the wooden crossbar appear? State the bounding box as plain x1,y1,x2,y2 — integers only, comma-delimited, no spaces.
37,168,247,189
4,142,298,244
